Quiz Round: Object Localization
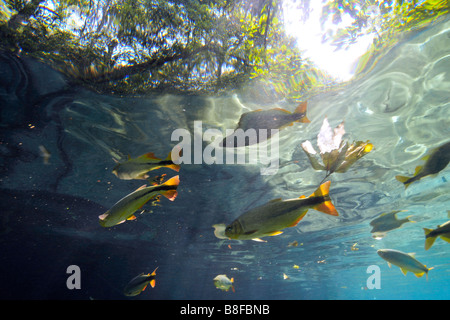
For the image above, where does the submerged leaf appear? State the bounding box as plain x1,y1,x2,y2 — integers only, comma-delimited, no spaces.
317,117,345,154
301,117,373,178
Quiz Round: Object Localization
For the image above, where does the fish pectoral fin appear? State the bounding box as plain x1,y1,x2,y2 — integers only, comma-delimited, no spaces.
251,238,267,242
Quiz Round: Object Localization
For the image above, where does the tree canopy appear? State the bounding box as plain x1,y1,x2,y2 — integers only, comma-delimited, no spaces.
0,0,448,97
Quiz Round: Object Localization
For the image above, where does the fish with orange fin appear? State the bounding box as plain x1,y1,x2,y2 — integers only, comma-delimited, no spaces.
123,267,158,296
112,150,180,180
99,175,180,227
395,141,450,188
220,101,310,147
213,181,338,241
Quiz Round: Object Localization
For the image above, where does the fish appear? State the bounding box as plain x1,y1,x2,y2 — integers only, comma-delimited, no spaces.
423,216,450,250
370,210,415,239
395,141,450,188
99,175,180,227
213,274,235,292
220,101,310,147
123,267,158,296
38,145,51,164
377,249,433,280
112,150,180,180
213,181,338,241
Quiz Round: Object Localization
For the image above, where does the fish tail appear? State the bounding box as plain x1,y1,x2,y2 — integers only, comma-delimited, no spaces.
167,147,182,172
395,175,412,188
159,175,180,201
294,101,310,123
310,181,339,216
423,228,437,250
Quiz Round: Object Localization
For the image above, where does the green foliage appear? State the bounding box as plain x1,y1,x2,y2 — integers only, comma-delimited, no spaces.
1,0,445,96
0,0,329,97
319,0,450,76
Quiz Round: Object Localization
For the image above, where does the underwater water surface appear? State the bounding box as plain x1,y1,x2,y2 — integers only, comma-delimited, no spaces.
0,16,449,301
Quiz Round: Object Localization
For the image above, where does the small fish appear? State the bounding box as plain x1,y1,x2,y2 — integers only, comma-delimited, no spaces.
377,249,433,280
213,274,235,292
213,181,338,241
123,267,158,296
220,101,310,147
287,240,299,247
99,175,180,227
370,210,414,239
38,145,51,164
396,141,450,188
423,219,450,251
112,150,180,180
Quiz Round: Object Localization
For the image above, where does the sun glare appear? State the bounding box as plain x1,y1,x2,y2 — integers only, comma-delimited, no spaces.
283,1,375,82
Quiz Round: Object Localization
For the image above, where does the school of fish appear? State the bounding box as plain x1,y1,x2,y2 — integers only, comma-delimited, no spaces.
97,100,449,297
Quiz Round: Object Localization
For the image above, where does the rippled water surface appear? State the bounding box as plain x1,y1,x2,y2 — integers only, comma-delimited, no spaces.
0,17,449,300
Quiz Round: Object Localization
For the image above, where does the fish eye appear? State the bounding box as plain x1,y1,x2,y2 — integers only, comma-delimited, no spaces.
225,226,233,233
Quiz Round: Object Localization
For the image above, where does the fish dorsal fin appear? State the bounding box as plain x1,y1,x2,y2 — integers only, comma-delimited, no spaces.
139,152,161,160
273,107,291,114
414,165,423,175
151,267,158,276
269,198,283,203
408,252,416,258
294,101,307,114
